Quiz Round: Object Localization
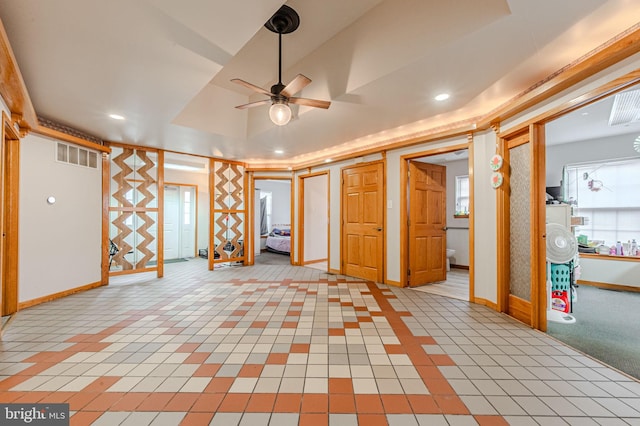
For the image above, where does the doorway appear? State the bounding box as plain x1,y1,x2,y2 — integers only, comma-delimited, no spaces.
542,84,640,379
164,184,197,261
404,147,472,301
253,177,292,265
299,172,329,272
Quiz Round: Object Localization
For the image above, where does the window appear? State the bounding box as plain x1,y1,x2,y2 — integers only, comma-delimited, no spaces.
454,175,469,218
261,191,272,231
183,190,191,225
564,157,640,246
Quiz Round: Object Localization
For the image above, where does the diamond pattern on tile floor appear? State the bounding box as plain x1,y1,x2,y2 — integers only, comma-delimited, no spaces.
0,258,638,425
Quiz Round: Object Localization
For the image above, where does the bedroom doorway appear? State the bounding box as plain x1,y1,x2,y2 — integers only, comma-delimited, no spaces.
253,177,292,265
299,171,329,272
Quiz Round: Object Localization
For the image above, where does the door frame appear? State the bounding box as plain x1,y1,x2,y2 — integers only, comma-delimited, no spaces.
340,159,386,282
1,112,20,316
400,139,474,300
163,182,198,259
247,174,293,266
298,170,330,268
497,68,640,331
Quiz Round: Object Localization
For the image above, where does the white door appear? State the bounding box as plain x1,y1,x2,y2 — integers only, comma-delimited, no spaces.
164,185,180,260
181,186,196,258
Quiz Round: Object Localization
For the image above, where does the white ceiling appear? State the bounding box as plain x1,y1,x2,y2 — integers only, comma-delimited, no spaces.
1,0,639,165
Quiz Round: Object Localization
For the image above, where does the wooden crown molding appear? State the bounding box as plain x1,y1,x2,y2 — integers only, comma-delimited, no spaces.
0,19,37,133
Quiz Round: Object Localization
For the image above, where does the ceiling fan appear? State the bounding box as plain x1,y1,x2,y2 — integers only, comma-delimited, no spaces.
231,5,331,126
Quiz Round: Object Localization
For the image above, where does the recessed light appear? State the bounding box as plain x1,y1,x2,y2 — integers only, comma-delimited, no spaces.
434,93,450,101
274,149,284,154
109,114,125,120
325,158,332,163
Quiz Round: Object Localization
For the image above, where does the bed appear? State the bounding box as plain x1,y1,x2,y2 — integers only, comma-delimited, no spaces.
265,225,291,255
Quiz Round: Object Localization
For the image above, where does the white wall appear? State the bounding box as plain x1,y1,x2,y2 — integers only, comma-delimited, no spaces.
256,179,291,227
445,159,470,267
546,133,639,187
19,134,102,302
163,168,209,251
303,174,328,262
579,257,640,288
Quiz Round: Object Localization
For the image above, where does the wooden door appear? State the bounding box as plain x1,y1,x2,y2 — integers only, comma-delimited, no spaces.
497,127,546,330
164,185,180,260
408,162,447,286
342,162,384,282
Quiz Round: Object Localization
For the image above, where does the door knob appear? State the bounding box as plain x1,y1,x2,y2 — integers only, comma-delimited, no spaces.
442,226,448,231
374,227,382,231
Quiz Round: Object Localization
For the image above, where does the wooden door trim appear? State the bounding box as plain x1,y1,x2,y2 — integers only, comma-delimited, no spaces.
496,134,509,313
467,135,475,303
2,111,20,315
399,141,471,291
340,159,385,281
298,171,330,269
249,175,294,265
101,151,110,285
531,124,547,331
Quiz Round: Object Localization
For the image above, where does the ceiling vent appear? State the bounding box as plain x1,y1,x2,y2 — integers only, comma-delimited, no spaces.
608,89,640,126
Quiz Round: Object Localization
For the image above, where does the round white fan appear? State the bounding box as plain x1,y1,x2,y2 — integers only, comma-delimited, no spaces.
546,223,578,324
546,223,578,263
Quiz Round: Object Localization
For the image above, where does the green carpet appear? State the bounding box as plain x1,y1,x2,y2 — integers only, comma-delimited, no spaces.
547,285,640,379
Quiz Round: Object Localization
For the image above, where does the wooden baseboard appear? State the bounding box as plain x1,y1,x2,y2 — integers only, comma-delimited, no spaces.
451,264,469,270
474,297,498,311
302,258,328,265
508,294,532,326
577,280,640,293
385,279,403,288
329,268,341,275
18,281,106,310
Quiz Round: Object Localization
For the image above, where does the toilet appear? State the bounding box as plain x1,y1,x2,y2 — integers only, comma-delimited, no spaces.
446,249,456,272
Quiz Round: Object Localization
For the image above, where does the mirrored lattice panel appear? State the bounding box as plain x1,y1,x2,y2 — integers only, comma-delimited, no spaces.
213,213,245,261
212,162,245,264
109,146,159,272
109,211,158,271
110,147,159,209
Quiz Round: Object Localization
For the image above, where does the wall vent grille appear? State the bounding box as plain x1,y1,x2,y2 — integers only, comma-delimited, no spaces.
56,142,99,169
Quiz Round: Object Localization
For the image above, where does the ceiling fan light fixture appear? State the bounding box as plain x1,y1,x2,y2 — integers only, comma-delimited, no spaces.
269,101,292,126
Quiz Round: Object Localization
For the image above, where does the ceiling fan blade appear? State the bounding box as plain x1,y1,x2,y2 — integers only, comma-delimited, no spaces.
231,78,272,97
281,74,311,98
235,99,272,110
289,97,331,109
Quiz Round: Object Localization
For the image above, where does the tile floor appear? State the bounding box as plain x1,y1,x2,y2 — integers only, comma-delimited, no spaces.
0,258,639,425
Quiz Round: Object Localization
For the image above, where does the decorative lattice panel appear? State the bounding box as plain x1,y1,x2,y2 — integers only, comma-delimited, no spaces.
109,146,159,272
212,162,245,264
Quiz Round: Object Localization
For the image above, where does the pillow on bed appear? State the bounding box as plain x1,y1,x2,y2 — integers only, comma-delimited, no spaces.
281,229,291,236
271,228,282,236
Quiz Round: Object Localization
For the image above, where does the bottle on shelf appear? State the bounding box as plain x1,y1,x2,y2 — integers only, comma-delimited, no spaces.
616,241,623,256
632,239,638,256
